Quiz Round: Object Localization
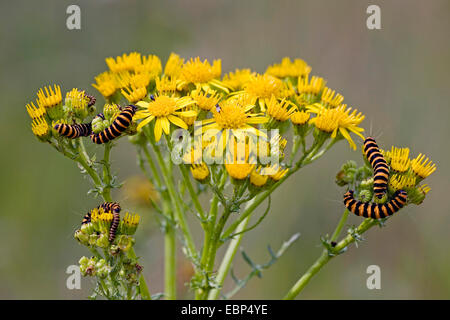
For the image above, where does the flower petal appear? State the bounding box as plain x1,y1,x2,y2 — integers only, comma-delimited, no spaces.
154,118,163,142
136,115,155,131
168,115,188,130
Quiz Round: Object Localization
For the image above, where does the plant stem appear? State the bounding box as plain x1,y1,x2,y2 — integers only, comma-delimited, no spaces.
179,164,206,221
283,216,377,300
164,225,177,300
208,209,252,300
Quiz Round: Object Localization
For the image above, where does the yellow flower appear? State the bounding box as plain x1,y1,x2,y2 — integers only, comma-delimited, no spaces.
389,173,416,191
190,163,210,181
37,85,62,109
135,95,197,141
243,74,284,108
164,53,184,77
250,166,269,187
320,87,344,108
266,96,297,122
130,72,153,88
180,57,221,84
135,54,162,77
93,71,117,98
191,89,222,111
389,147,410,172
309,104,365,150
262,164,289,181
266,57,311,78
123,212,140,226
419,184,431,195
121,85,148,103
298,75,326,95
31,116,49,139
411,153,436,178
290,110,310,125
106,52,142,73
202,98,268,150
222,69,255,91
225,162,255,180
156,76,178,94
26,101,46,119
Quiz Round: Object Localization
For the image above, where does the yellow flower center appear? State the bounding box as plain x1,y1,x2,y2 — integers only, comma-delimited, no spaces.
147,96,177,117
213,101,248,129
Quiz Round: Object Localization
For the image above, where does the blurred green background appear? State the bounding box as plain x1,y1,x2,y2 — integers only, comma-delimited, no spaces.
0,0,448,299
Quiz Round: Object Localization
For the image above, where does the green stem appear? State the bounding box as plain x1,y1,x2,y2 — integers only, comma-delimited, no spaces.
208,208,252,300
164,225,177,300
283,216,377,300
179,164,206,221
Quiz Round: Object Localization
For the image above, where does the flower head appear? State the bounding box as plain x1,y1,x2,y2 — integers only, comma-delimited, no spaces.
121,85,148,103
93,71,117,98
411,153,436,178
26,101,46,119
389,173,416,191
135,54,162,77
180,57,221,84
135,95,196,141
244,74,284,102
37,85,62,109
389,147,410,172
156,76,178,94
120,212,141,235
266,57,311,79
262,164,289,181
222,69,255,91
190,163,210,182
266,96,297,122
106,52,142,73
31,116,50,140
250,166,269,187
320,87,344,108
191,89,222,111
309,104,365,150
290,110,310,125
164,53,184,77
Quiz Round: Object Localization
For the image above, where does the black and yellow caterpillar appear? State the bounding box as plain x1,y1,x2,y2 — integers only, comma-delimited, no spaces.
54,123,92,139
363,137,389,199
343,190,407,219
90,105,137,144
98,202,121,242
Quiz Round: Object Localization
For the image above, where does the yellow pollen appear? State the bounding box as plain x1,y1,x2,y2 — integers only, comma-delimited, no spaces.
147,96,177,117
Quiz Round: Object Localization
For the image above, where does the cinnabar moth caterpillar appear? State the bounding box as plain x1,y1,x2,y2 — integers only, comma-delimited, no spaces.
343,190,407,219
81,211,91,225
90,105,137,144
54,123,92,139
85,94,96,107
363,137,389,199
98,202,121,242
98,202,121,214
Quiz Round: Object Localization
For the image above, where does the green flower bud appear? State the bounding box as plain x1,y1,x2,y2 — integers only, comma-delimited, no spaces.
80,222,94,235
117,235,133,252
74,230,90,245
358,189,373,203
407,186,427,205
104,104,120,120
88,234,98,247
92,116,107,134
96,233,110,249
79,256,89,266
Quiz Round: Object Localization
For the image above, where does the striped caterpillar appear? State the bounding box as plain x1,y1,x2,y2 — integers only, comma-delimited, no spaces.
54,123,92,139
343,190,407,219
90,105,137,144
363,137,389,199
98,202,121,242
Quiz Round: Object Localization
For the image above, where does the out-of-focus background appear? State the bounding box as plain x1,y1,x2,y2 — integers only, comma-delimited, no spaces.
0,0,448,299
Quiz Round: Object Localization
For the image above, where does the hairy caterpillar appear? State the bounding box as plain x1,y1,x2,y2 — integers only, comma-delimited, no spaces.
90,105,137,144
343,190,407,219
363,137,389,199
54,123,92,139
